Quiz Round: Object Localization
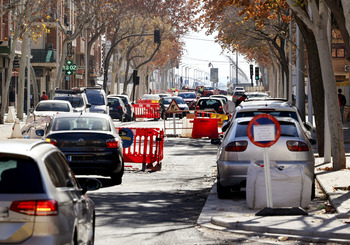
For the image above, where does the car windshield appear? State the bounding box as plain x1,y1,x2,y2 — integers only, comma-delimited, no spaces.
36,103,70,112
235,110,299,122
54,96,84,108
52,117,111,131
178,93,196,99
235,121,299,138
163,97,185,104
0,155,44,193
86,94,105,105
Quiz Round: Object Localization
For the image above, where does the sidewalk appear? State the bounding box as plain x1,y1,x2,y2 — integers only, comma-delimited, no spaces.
198,123,350,243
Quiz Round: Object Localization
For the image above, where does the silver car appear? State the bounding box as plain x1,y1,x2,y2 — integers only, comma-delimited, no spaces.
230,99,316,144
217,117,315,199
0,139,100,244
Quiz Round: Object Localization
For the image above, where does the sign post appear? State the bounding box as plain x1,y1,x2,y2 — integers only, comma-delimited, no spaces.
247,114,281,208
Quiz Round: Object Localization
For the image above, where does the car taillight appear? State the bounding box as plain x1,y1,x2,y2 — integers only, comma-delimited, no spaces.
106,138,119,148
45,138,57,146
286,141,309,151
10,200,58,216
225,141,248,152
196,105,200,109
117,106,122,109
218,106,223,113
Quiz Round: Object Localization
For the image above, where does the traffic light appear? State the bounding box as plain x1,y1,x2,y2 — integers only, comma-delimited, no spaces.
154,30,161,44
250,65,253,78
255,67,259,80
133,70,138,83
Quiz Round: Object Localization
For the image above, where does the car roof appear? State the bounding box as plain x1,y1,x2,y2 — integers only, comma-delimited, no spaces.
0,139,56,156
37,100,71,104
52,112,112,119
237,99,294,110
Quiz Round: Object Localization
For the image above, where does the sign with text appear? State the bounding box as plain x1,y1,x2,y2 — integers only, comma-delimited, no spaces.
247,114,281,148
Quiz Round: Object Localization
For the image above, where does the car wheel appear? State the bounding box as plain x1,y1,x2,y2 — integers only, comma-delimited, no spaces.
110,159,124,185
217,179,232,199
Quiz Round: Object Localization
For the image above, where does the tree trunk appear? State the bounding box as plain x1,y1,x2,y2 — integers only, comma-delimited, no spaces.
295,16,325,156
315,28,345,170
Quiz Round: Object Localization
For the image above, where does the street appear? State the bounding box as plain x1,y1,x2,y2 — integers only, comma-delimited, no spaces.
0,118,339,244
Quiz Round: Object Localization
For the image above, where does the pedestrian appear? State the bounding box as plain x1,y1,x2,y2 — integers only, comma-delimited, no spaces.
41,91,48,101
338,88,346,123
9,87,15,106
235,94,247,107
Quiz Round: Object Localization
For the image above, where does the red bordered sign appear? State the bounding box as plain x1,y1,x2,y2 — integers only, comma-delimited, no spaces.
247,114,281,148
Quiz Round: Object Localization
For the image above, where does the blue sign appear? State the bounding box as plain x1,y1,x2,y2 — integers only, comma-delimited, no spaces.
118,128,134,148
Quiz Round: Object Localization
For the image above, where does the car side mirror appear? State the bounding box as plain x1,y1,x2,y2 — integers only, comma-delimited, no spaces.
36,129,45,137
78,178,102,194
222,120,230,132
86,103,92,108
303,122,313,131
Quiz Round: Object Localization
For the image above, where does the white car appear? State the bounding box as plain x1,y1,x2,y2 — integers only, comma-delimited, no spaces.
32,100,73,117
228,99,316,144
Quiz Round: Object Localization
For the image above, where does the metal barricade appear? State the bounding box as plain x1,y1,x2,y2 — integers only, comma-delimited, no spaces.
133,103,161,120
116,127,164,171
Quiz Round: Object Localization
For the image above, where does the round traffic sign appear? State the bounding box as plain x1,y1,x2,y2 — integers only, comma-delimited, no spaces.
118,128,134,148
247,114,281,148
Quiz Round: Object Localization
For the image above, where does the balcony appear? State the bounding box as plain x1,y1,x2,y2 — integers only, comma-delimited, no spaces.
31,49,57,63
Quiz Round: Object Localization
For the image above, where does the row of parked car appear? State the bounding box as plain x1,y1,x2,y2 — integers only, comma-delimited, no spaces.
2,87,130,244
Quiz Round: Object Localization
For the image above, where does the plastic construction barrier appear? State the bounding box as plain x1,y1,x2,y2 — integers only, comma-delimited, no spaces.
191,118,220,139
195,111,228,127
133,103,161,120
116,127,164,171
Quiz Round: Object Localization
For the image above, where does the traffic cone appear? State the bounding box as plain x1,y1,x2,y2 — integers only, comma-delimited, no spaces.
10,118,22,139
5,106,15,123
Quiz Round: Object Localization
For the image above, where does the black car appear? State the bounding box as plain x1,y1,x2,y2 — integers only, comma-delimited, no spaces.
111,94,135,121
44,113,124,184
107,95,127,121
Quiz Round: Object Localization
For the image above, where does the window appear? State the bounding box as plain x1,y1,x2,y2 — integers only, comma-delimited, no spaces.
0,155,44,193
45,152,77,188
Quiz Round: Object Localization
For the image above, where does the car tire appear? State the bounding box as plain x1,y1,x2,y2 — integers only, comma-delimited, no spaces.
217,180,231,199
110,158,124,185
311,176,316,199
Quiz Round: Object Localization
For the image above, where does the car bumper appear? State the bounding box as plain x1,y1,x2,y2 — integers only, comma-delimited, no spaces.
64,151,123,175
217,160,315,188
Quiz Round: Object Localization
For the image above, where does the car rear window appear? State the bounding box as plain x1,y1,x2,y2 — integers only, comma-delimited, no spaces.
234,91,245,96
235,121,299,138
36,103,70,112
0,155,44,193
178,93,196,99
198,99,221,108
86,93,105,105
108,98,121,107
235,111,299,121
54,96,85,108
53,117,111,131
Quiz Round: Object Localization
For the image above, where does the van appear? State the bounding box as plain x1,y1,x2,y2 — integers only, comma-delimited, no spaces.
85,87,109,114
